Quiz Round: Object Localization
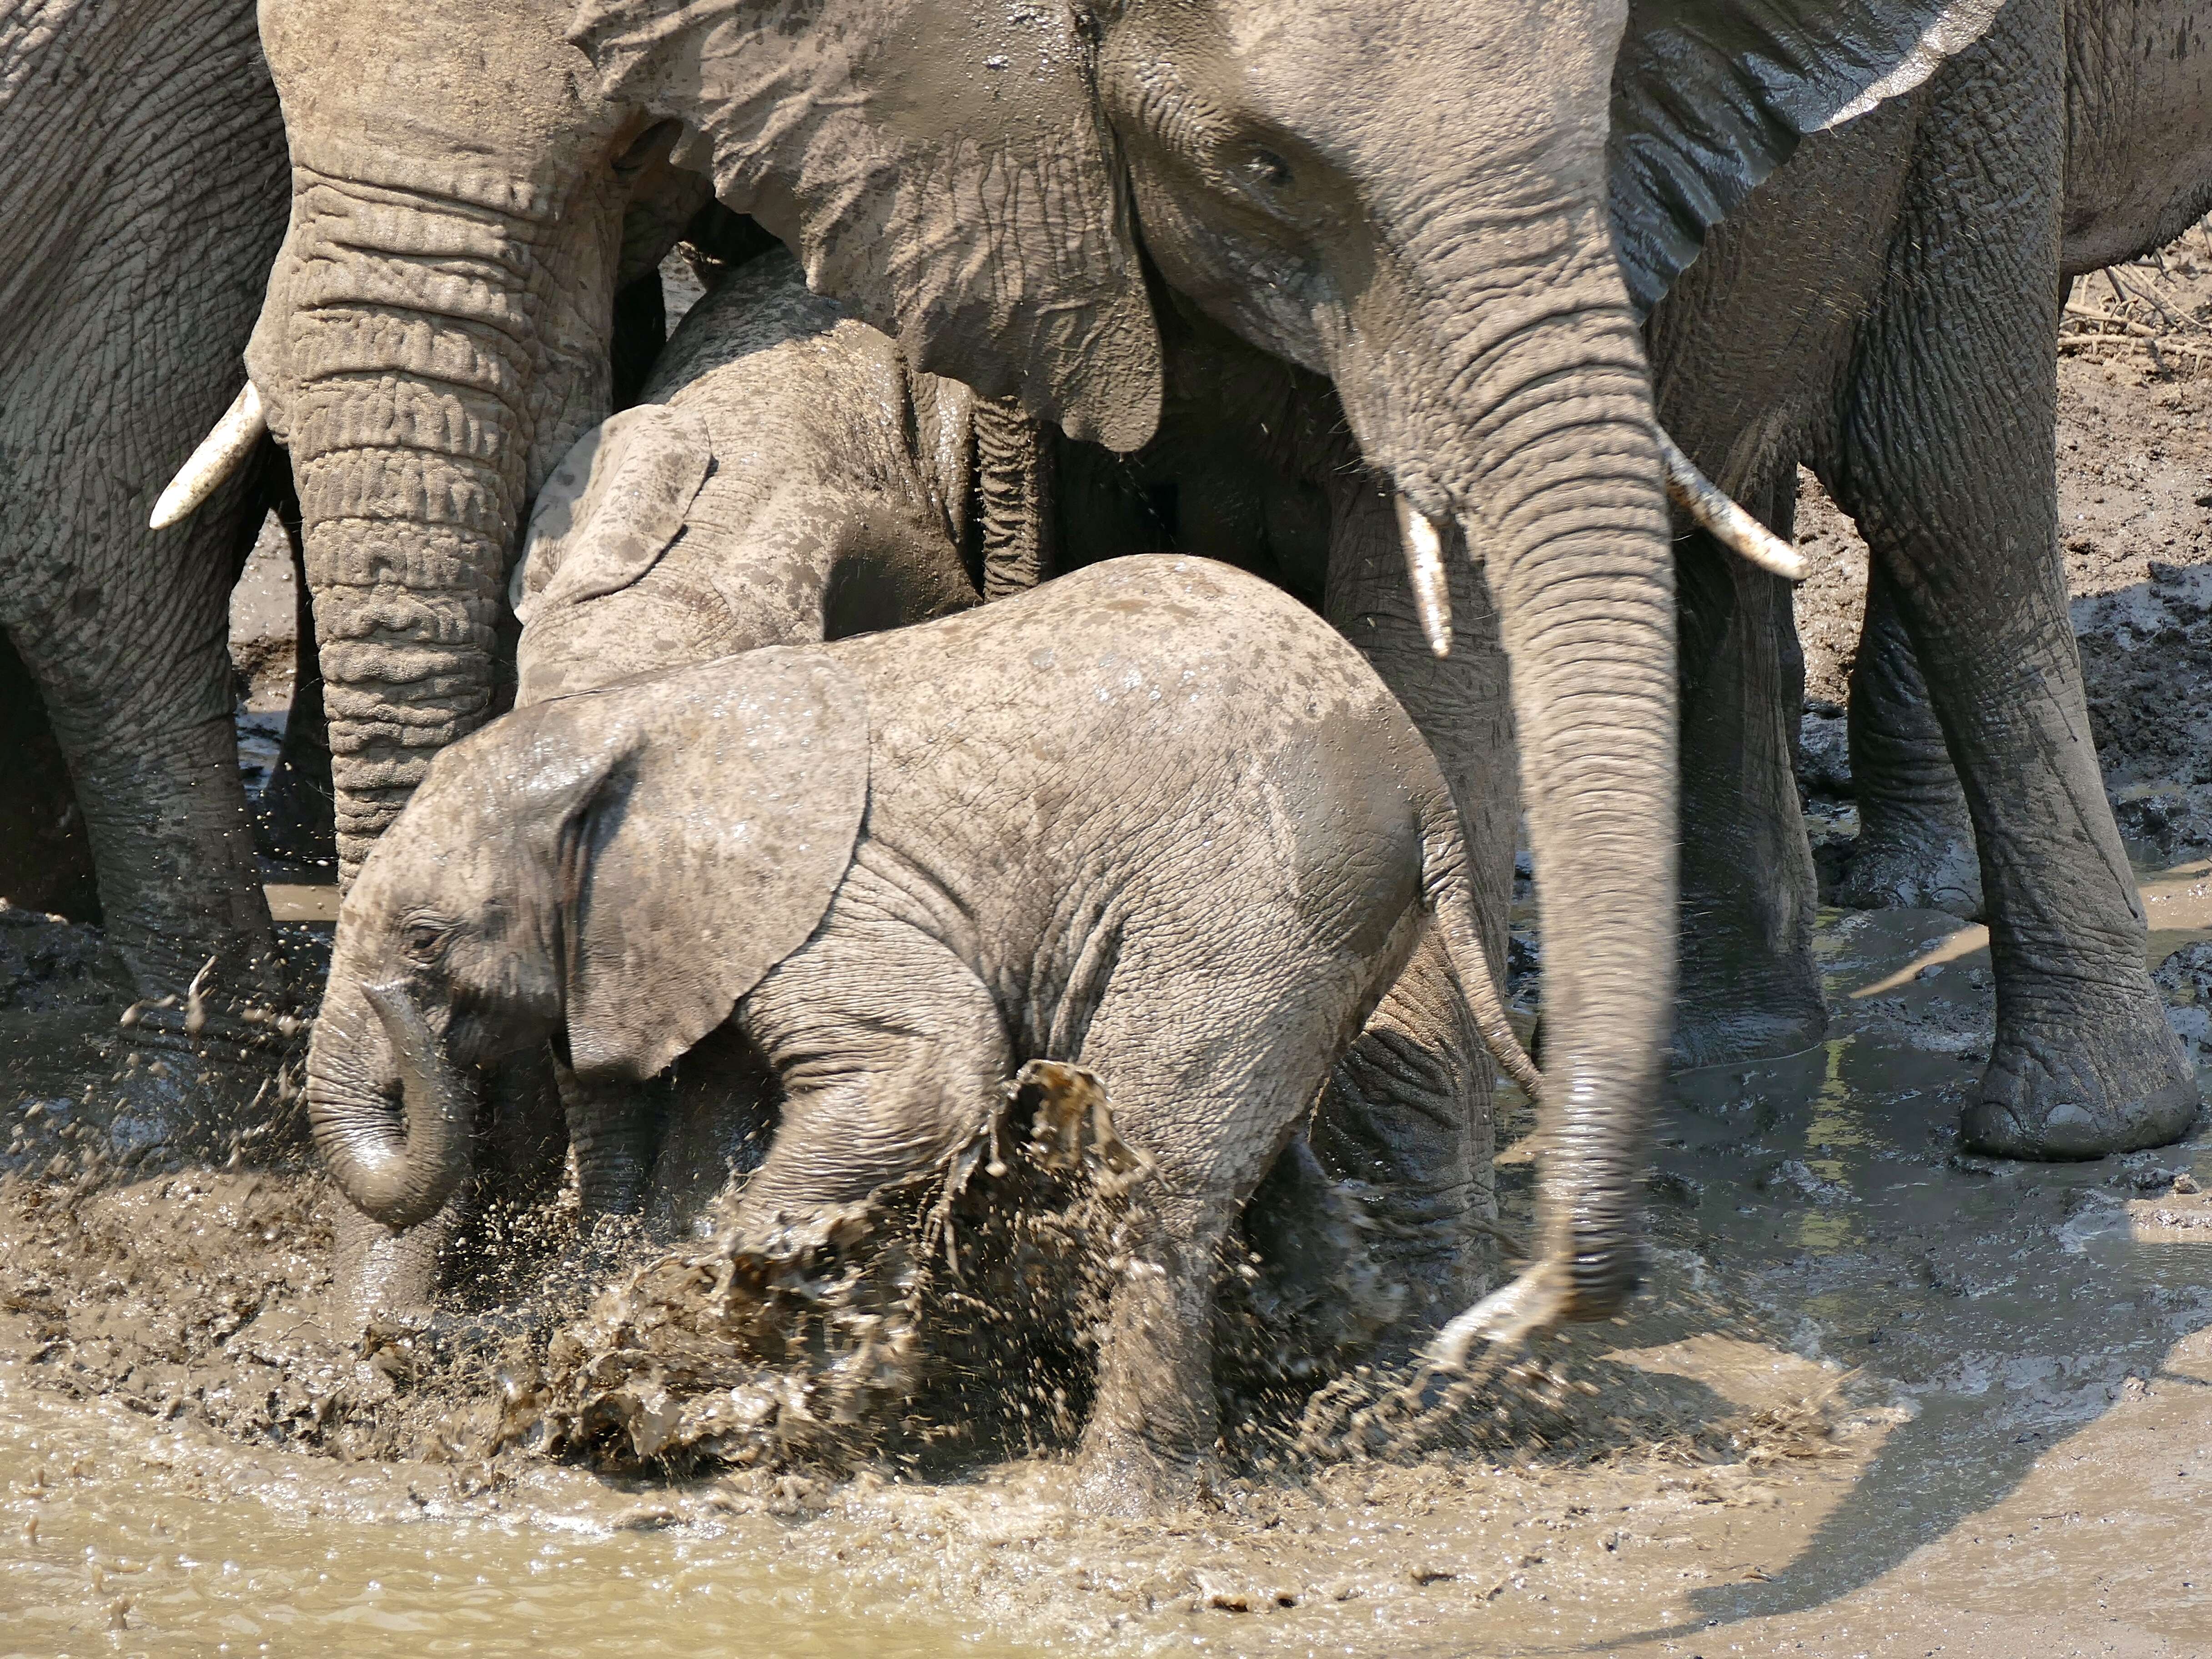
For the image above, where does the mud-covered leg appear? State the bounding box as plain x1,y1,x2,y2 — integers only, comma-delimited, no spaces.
1075,1191,1232,1516
1321,480,1501,1319
726,902,1010,1241
1840,563,1983,916
1670,473,1826,1066
1833,0,2195,1156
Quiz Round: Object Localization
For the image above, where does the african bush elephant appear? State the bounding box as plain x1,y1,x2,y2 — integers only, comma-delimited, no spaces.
510,246,985,704
196,0,1999,1344
0,0,310,1155
307,556,1535,1509
1654,0,2212,1157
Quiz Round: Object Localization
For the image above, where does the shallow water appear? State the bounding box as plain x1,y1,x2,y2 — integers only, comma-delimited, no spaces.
2,886,2210,1655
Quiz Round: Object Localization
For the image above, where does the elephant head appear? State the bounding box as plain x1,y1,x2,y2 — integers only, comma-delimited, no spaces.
556,0,2001,1334
307,649,868,1228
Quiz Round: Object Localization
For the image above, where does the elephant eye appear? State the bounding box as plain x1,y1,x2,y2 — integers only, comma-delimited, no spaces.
1241,149,1294,192
401,920,449,965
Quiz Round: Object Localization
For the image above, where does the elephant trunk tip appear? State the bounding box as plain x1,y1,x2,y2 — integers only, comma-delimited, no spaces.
322,979,475,1230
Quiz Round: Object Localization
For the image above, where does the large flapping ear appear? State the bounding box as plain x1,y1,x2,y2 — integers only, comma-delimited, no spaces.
1610,0,2008,311
511,404,714,627
567,0,1163,452
557,647,869,1084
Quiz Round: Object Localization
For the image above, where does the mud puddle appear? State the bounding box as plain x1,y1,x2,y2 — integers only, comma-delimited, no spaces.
1,885,2209,1654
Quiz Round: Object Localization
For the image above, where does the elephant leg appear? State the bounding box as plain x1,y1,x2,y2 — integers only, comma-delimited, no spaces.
255,491,337,870
1074,1187,1231,1516
1838,561,1983,916
331,1193,460,1338
0,628,101,922
6,493,288,1161
555,1054,665,1258
729,906,1010,1238
1830,2,2195,1157
1670,472,1827,1067
1319,480,1502,1323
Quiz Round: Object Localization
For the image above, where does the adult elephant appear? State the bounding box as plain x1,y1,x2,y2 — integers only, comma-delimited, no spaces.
1656,0,2212,1158
0,0,324,1157
180,0,1998,1341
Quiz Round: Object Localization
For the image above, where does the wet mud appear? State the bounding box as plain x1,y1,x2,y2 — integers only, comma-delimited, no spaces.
1,886,2208,1655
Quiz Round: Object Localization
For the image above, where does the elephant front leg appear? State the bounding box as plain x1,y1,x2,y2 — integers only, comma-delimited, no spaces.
1319,480,1503,1320
1670,483,1828,1067
1839,562,1983,917
1073,1195,1231,1517
724,904,1011,1243
1832,10,2195,1157
8,516,289,1162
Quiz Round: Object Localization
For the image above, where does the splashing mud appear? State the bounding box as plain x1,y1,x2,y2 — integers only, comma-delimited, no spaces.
1,895,2210,1652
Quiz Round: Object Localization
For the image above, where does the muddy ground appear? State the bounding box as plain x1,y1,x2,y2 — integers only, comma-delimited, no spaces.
0,255,2210,1654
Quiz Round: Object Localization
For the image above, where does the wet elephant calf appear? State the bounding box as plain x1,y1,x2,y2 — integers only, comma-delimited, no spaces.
305,557,1536,1512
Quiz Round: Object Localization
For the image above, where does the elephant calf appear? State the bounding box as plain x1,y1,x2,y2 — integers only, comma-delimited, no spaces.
308,556,1533,1511
508,245,988,704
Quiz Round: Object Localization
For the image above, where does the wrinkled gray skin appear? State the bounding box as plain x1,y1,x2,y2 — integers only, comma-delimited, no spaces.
1660,0,2212,1157
0,0,317,1156
309,557,1522,1511
497,252,1509,1344
510,249,985,704
248,0,1988,1343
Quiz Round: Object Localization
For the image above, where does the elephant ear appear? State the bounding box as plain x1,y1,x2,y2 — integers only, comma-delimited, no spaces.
557,647,869,1085
567,0,1163,452
511,404,714,627
1609,0,2008,311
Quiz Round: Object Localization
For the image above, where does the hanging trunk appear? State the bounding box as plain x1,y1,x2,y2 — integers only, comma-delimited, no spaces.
1338,240,1679,1323
307,977,476,1228
248,174,556,885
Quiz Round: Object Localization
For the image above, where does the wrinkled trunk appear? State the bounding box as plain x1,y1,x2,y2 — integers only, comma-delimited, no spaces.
248,169,586,885
307,976,476,1229
1340,238,1678,1322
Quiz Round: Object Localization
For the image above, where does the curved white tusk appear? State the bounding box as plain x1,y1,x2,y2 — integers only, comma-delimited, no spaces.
150,383,268,530
1654,427,1806,582
1394,496,1453,657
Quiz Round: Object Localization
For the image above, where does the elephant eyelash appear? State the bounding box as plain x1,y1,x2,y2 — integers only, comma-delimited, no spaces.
1241,149,1293,191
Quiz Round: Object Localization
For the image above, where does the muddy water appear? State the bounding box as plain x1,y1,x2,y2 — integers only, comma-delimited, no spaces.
2,890,2210,1655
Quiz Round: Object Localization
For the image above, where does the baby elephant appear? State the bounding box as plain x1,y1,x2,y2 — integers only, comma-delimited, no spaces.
307,556,1532,1511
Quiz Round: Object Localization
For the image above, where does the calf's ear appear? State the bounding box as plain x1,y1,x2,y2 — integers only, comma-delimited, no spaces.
1610,0,2008,311
555,648,870,1083
512,405,714,626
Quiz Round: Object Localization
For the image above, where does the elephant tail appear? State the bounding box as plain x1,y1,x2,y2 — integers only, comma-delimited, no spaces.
1418,796,1544,1101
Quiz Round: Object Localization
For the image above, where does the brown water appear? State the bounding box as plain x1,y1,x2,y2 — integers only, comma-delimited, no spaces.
3,890,2210,1656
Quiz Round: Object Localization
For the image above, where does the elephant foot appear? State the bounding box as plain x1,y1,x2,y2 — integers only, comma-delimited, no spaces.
1964,998,2202,1159
1837,804,1984,918
1071,1427,1209,1518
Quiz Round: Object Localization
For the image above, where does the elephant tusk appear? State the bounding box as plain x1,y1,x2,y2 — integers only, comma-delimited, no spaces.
1394,496,1453,657
1654,427,1806,582
149,383,268,530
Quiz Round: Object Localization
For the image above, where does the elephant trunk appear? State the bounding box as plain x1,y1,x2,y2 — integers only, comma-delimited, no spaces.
307,977,476,1229
248,173,596,884
1345,246,1678,1327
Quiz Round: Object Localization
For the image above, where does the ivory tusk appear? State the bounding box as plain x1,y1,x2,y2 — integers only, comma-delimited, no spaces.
1394,496,1453,657
1654,427,1806,582
149,383,267,530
